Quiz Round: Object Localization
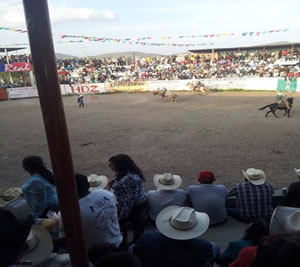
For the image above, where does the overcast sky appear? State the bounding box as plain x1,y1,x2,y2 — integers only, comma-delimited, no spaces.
1,0,300,56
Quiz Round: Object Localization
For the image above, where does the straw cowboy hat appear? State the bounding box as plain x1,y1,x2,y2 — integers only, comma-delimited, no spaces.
294,168,300,177
88,174,108,191
156,206,209,240
153,173,182,190
2,187,22,201
22,225,53,265
242,168,266,185
269,206,300,235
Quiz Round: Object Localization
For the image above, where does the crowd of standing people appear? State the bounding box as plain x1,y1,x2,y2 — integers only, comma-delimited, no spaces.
1,154,300,266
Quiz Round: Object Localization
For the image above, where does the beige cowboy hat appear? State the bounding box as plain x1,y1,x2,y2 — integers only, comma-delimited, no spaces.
294,168,300,177
21,225,53,265
269,206,300,235
153,173,182,190
88,174,108,191
2,187,22,201
242,168,266,185
156,206,209,240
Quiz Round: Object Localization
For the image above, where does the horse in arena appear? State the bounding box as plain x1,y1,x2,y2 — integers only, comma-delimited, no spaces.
186,81,209,95
153,88,177,103
259,97,294,118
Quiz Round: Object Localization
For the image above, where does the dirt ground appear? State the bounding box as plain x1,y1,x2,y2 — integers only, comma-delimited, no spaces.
1,91,300,191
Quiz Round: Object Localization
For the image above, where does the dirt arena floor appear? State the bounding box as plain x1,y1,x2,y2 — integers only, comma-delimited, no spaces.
1,91,300,191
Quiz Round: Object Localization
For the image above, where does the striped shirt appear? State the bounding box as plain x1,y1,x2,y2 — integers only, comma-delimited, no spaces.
227,182,274,219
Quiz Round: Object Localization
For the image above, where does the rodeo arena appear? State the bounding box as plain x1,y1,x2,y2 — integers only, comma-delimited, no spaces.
1,1,300,267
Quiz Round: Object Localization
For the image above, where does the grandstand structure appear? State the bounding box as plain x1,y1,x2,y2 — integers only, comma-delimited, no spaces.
189,41,300,60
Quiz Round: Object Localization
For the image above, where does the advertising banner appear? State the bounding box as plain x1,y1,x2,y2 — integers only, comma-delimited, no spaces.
8,87,38,99
0,62,32,72
104,81,149,92
60,83,106,95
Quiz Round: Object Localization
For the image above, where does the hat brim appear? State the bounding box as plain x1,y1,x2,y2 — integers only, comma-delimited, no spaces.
153,175,182,190
294,168,300,176
156,206,209,240
242,170,266,185
269,206,300,235
88,176,108,191
22,225,53,265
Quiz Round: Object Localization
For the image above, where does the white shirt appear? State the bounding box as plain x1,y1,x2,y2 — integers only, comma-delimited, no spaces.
147,189,186,220
59,189,122,249
187,184,227,225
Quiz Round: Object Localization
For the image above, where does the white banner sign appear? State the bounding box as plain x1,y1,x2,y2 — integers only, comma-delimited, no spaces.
8,87,38,99
60,83,106,95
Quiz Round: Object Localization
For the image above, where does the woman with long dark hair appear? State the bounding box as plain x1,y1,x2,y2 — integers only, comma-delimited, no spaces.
22,156,58,219
108,154,147,242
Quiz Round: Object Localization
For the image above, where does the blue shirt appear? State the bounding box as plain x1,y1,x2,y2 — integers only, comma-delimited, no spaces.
22,173,58,219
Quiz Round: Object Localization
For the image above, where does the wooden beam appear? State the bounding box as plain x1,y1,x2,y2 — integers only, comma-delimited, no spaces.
22,1,89,266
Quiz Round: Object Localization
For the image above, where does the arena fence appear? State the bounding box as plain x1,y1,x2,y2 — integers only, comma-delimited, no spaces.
3,78,300,99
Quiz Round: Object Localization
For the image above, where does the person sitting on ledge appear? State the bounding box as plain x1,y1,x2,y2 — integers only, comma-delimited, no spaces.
227,168,273,222
147,173,186,221
0,207,72,267
132,206,220,267
22,156,59,220
58,173,122,250
108,154,148,243
251,233,300,267
186,170,227,226
216,219,269,267
281,168,300,208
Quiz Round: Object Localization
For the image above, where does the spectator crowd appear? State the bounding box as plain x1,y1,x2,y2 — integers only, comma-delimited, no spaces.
1,48,300,89
57,48,300,84
1,154,300,267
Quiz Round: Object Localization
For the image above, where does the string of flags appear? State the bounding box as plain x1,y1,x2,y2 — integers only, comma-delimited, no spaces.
0,26,289,47
60,29,289,41
0,26,289,40
58,40,214,47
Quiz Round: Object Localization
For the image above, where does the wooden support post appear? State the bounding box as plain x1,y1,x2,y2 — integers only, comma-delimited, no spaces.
22,0,89,266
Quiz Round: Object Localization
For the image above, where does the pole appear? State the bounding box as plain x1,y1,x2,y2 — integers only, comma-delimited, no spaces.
4,48,13,83
22,1,89,266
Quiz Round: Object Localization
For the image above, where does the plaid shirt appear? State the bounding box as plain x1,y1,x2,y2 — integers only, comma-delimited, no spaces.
111,172,146,218
228,182,274,219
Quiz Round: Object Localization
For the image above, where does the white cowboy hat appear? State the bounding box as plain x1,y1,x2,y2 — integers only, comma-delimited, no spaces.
21,225,53,265
2,187,22,201
156,206,209,240
88,174,108,191
242,168,266,185
294,168,300,177
153,173,182,190
269,206,300,235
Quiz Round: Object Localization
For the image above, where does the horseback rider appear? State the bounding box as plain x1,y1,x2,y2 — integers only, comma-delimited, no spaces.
276,92,289,108
159,87,167,97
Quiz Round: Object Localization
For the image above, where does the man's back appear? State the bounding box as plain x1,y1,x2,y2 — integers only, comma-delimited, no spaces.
79,189,122,249
133,232,214,267
147,189,186,220
230,182,273,219
187,184,227,225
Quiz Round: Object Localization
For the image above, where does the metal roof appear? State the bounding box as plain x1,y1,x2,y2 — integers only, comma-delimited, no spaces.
189,42,300,54
0,47,26,53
